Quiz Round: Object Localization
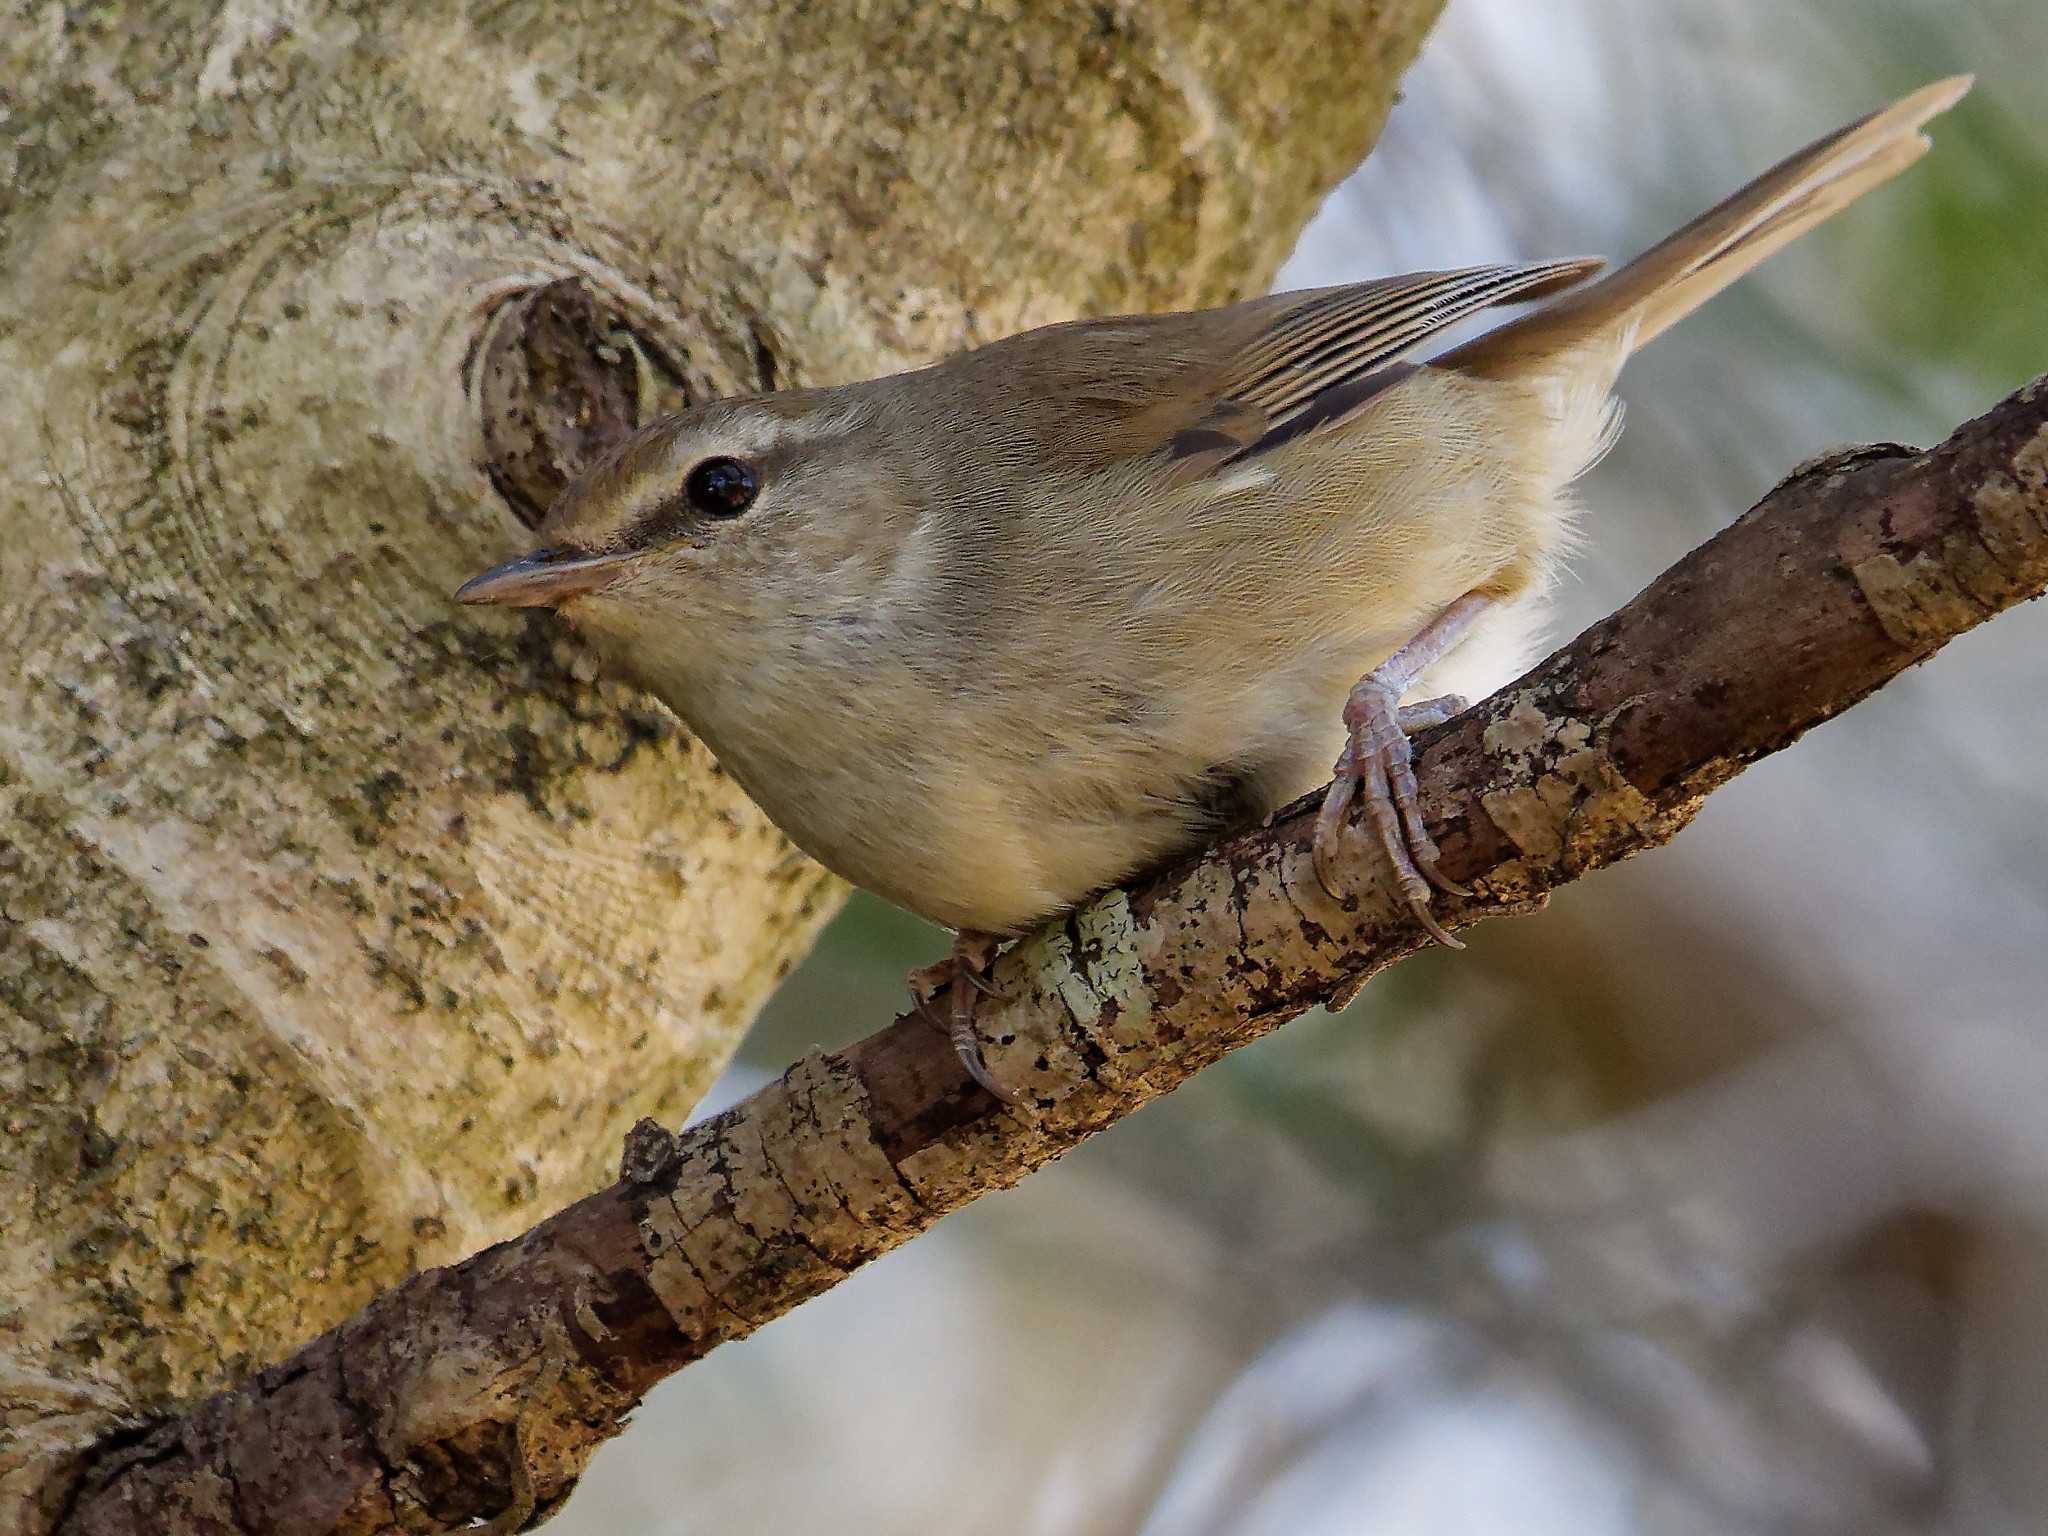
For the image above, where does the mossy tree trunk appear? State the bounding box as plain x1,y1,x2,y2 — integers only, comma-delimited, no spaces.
0,2,1441,1525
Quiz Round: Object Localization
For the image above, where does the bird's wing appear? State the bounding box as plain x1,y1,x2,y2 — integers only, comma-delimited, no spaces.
1157,259,1604,479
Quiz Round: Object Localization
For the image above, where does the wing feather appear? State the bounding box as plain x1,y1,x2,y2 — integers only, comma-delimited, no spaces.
942,258,1603,486
1209,259,1605,462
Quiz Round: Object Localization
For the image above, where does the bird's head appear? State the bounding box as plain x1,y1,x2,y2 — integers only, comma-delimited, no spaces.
456,387,926,698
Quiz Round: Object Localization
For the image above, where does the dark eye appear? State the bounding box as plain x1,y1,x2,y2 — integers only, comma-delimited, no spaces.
685,456,759,518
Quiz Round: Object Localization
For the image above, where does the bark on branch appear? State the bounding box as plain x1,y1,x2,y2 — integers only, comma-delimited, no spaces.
55,377,2048,1534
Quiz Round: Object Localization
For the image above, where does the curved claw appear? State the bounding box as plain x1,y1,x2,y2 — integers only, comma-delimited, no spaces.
907,979,943,1024
951,997,1025,1105
954,1034,1025,1104
1408,894,1465,950
1312,756,1359,900
1386,765,1471,901
1416,850,1472,900
909,939,1025,1105
912,979,1024,1105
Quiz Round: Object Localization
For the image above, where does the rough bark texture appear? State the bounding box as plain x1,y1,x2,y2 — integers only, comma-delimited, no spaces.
0,2,1444,1525
47,379,2048,1535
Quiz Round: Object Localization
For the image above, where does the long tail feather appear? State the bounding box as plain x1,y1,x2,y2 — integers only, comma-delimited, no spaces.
1443,76,1972,382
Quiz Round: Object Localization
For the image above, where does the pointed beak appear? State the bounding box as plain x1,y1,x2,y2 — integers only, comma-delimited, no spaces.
453,547,639,608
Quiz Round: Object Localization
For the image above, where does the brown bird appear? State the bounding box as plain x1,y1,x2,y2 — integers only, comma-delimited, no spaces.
459,78,1969,1101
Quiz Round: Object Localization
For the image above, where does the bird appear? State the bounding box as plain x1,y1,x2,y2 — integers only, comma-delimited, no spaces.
457,77,1970,1102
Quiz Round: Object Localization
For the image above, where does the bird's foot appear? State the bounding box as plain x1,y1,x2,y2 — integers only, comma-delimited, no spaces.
1313,678,1471,947
1310,591,1495,947
908,931,1022,1104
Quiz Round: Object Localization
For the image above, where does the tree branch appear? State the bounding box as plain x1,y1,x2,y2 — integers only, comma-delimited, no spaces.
56,377,2048,1533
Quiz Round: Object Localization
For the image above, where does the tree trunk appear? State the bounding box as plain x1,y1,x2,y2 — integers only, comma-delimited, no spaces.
0,2,1442,1524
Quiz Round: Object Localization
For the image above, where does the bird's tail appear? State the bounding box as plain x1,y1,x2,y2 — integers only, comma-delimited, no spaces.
1443,75,1972,383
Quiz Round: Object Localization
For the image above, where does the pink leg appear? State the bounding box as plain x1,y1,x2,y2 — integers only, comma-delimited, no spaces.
907,931,1021,1104
1312,593,1492,948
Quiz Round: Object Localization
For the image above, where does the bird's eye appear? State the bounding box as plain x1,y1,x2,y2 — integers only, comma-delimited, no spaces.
684,457,759,518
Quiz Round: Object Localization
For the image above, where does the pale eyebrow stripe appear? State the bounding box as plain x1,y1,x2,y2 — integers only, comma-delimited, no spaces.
741,400,865,450
606,397,866,550
609,408,805,548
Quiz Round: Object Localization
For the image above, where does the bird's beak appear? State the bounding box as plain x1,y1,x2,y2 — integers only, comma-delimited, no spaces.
453,547,639,608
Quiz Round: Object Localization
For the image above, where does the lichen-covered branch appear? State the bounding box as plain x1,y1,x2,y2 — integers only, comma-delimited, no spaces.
52,380,2048,1534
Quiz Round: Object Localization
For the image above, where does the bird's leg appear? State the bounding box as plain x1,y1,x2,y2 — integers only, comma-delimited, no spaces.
907,930,1021,1104
1313,592,1492,948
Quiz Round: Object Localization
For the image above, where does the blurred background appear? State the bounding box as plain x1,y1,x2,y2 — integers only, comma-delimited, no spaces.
558,2,2047,1531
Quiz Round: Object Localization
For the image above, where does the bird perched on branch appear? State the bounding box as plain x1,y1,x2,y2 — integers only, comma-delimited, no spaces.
459,77,1970,1102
